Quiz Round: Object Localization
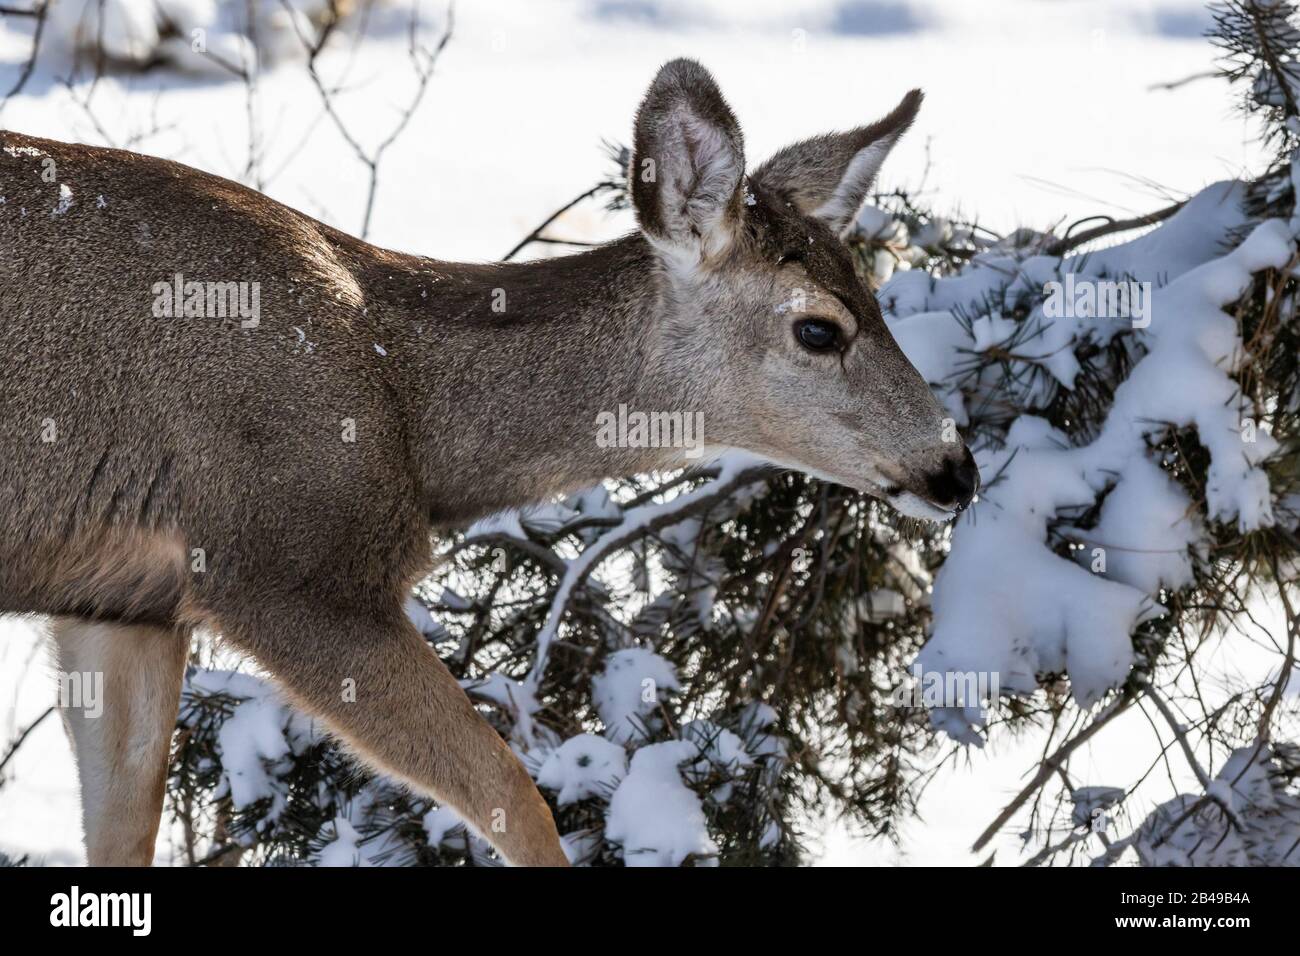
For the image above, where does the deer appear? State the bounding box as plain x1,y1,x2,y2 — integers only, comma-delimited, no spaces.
0,57,977,868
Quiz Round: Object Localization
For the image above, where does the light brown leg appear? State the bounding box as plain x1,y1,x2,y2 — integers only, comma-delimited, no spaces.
225,606,568,867
49,618,189,866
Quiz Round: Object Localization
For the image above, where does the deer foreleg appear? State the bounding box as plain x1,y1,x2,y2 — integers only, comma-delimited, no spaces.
223,606,568,867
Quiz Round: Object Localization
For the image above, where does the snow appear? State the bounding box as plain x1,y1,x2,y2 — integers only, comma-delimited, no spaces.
912,207,1294,740
46,0,164,66
422,804,467,847
681,718,754,792
536,733,628,805
525,451,764,691
316,817,370,867
561,678,781,864
1071,785,1127,829
465,510,528,542
1132,744,1300,866
466,498,592,543
436,586,472,611
920,415,1156,734
883,182,1252,414
2,1,1260,259
857,588,908,622
604,740,717,867
404,596,450,641
591,647,681,744
183,669,309,826
1068,454,1200,595
459,672,542,746
519,501,583,536
1089,218,1292,529
45,0,331,75
51,183,74,216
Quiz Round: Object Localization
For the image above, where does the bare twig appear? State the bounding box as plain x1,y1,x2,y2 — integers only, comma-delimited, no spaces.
502,184,612,261
1045,200,1186,257
524,463,771,690
972,695,1133,854
1148,69,1218,92
283,0,455,238
1,0,48,110
0,705,55,780
1146,688,1213,789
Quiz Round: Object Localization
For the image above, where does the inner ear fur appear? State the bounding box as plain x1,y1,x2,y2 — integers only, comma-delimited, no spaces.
629,58,747,260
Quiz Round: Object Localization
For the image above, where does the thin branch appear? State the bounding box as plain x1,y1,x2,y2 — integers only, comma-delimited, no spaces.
502,183,612,262
1045,200,1186,257
283,0,455,238
1146,688,1213,789
0,706,55,780
1,0,48,110
524,462,770,690
971,695,1133,854
1147,69,1218,92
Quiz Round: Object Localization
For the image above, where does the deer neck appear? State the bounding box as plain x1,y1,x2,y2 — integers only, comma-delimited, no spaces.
365,235,689,526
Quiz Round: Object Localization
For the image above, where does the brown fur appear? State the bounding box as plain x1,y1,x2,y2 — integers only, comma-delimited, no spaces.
0,58,972,867
29,530,188,626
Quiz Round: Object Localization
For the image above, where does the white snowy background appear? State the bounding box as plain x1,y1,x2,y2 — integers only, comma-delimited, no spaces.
0,0,1288,865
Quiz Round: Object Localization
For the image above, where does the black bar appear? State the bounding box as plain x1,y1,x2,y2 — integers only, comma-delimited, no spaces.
0,864,1282,941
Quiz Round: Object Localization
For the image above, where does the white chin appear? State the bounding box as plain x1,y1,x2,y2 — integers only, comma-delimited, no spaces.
886,491,956,522
731,452,958,523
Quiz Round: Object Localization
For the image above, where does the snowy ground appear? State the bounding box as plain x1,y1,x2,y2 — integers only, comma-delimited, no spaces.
0,0,1283,865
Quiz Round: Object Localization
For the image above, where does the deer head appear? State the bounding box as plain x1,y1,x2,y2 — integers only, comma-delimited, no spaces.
628,58,978,519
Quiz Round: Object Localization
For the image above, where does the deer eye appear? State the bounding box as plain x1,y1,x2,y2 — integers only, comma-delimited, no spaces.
794,318,842,353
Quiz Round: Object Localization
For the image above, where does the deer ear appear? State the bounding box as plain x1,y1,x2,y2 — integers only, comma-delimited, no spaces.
753,89,922,236
629,58,746,264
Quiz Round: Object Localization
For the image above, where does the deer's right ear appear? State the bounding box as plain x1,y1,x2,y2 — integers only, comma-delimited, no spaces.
629,58,746,265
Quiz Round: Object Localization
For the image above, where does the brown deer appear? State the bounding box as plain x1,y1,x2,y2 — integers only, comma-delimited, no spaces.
0,58,976,867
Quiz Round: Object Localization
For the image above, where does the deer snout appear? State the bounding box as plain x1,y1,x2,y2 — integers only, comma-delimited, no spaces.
923,446,980,512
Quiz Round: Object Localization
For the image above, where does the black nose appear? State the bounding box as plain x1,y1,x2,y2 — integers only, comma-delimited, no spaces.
925,447,979,512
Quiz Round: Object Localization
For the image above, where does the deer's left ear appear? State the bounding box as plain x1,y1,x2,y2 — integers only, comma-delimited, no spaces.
629,58,746,264
753,89,922,236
